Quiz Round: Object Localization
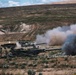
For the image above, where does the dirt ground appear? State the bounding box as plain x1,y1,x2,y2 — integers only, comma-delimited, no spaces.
0,68,76,75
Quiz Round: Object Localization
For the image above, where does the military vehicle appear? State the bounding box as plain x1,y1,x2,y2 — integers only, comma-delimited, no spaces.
10,48,44,56
0,40,61,57
10,47,61,57
18,40,35,47
1,43,16,49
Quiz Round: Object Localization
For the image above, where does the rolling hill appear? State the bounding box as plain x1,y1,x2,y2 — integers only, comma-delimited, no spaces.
0,4,76,41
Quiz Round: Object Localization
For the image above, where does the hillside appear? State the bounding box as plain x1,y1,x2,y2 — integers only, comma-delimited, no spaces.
52,0,76,4
0,4,76,41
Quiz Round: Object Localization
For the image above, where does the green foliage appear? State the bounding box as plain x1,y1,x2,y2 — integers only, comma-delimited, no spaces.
39,72,43,75
44,65,49,68
64,57,68,61
20,64,25,69
28,63,37,67
49,51,56,55
28,69,36,75
10,62,16,65
15,64,18,68
21,66,25,69
3,64,9,69
42,59,48,64
58,64,69,68
51,63,57,68
50,60,56,63
0,64,3,68
28,63,33,67
70,65,76,68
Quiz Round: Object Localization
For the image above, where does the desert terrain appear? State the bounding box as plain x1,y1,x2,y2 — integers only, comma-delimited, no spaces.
0,3,76,75
0,4,76,41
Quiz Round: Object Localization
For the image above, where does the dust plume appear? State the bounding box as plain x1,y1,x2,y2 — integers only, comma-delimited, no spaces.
20,22,31,32
36,24,76,45
15,42,21,49
62,34,76,55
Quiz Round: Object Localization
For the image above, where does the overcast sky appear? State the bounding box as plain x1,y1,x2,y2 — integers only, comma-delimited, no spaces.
0,0,68,8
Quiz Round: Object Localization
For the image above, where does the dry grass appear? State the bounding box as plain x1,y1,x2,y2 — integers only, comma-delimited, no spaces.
0,49,76,75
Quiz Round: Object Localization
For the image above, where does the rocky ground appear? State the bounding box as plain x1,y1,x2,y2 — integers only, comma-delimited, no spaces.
0,4,76,41
0,48,76,75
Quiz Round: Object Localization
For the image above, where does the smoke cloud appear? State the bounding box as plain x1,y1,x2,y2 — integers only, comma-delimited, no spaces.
20,22,31,32
15,42,21,49
62,34,76,55
36,24,76,45
0,31,5,34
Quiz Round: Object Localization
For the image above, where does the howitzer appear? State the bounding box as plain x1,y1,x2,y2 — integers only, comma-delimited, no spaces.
10,47,61,57
10,48,45,56
1,43,16,49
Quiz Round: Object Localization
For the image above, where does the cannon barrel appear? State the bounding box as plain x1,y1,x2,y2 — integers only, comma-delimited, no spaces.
45,48,61,51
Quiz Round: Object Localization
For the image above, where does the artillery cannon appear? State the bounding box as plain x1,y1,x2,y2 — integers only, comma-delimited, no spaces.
18,40,34,47
1,43,16,49
0,41,61,57
10,47,61,57
10,48,44,56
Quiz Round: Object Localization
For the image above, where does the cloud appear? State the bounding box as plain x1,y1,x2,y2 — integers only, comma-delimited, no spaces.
21,2,32,6
41,0,52,3
8,0,20,6
1,0,75,8
0,1,8,8
42,0,47,2
0,0,59,8
0,2,3,7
